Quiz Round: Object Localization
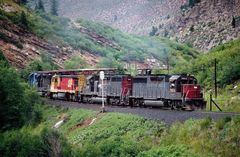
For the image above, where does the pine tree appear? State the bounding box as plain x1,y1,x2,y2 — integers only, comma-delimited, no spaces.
36,0,45,12
20,11,29,29
20,0,27,5
149,26,158,36
51,0,58,16
0,0,4,7
189,0,201,7
14,0,27,5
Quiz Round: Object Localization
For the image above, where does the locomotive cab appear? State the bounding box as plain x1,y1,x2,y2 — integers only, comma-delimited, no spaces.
169,74,205,109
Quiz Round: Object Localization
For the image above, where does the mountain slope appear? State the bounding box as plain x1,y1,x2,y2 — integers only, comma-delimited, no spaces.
32,0,186,35
0,0,199,69
156,0,240,51
41,0,240,51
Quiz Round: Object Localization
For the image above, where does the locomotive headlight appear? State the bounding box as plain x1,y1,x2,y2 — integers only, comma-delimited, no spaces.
194,86,198,89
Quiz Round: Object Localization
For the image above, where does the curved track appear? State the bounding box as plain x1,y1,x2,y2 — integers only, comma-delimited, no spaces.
45,99,240,124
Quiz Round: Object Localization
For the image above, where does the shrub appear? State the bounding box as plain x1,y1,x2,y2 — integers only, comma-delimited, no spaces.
0,32,23,49
137,145,201,157
64,55,87,69
0,128,74,157
0,61,43,130
0,66,25,130
20,53,58,80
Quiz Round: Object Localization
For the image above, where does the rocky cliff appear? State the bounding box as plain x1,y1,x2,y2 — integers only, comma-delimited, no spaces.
156,0,240,51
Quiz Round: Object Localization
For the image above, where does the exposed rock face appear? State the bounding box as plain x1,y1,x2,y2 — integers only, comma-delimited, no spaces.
157,0,240,51
0,19,100,69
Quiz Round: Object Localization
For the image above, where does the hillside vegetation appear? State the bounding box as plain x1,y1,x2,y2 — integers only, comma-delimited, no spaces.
30,12,200,68
0,0,199,69
1,102,240,157
174,39,240,112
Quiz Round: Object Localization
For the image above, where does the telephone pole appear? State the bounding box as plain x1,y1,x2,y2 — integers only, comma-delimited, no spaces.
214,58,217,98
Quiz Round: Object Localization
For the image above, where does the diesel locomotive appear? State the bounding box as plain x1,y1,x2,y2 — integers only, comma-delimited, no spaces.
29,69,206,110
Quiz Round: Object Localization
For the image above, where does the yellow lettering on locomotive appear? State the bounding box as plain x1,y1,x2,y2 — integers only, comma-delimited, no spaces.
78,74,86,92
68,79,73,88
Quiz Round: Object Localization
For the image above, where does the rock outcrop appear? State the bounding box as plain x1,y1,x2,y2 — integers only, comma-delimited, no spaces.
157,0,240,51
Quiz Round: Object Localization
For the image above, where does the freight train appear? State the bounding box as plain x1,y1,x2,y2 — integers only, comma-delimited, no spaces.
29,68,206,110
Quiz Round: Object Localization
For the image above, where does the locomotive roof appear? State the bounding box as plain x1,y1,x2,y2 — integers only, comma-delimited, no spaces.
35,68,117,74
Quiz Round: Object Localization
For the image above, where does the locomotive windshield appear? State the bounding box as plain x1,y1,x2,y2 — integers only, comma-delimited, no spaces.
169,75,197,92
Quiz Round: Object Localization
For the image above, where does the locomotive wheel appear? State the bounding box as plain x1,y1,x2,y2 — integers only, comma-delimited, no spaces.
122,97,129,106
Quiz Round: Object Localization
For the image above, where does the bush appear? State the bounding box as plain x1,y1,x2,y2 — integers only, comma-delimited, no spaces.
0,128,74,157
0,59,43,130
0,66,25,130
20,53,58,80
137,145,201,157
0,32,23,49
0,51,9,67
64,55,87,69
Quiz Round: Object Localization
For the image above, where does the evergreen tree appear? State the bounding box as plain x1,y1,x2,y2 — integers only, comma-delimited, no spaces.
232,17,236,28
14,0,28,5
51,0,58,16
189,0,200,7
0,0,4,7
20,11,29,29
20,0,28,5
36,0,45,12
149,26,158,36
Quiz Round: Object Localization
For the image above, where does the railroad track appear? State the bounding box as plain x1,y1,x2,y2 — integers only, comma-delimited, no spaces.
45,99,240,124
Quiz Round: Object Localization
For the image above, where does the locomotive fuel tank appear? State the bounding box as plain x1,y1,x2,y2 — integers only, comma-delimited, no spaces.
143,100,164,107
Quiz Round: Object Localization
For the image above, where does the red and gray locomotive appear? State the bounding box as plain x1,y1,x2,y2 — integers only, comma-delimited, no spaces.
104,74,205,110
29,69,206,110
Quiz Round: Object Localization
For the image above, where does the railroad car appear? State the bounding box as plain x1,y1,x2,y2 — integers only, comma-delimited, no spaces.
29,69,206,110
49,74,88,101
28,72,52,96
106,75,132,105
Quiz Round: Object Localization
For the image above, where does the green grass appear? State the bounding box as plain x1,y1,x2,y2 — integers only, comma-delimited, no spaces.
205,83,240,112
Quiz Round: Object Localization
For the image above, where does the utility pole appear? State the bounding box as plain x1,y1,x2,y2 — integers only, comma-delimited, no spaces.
214,58,217,98
166,57,169,74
